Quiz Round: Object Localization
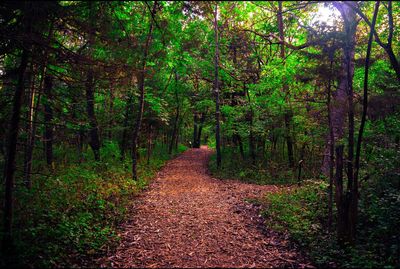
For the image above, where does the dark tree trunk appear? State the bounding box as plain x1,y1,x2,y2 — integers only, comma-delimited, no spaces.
120,93,133,160
193,112,199,148
322,3,358,176
3,48,30,251
85,70,100,161
244,82,256,164
334,145,349,244
277,2,294,168
237,134,245,160
85,3,101,161
23,22,52,186
43,75,54,167
197,112,206,147
214,3,221,167
169,71,180,154
23,63,37,188
147,124,152,165
355,1,379,189
132,1,157,180
169,107,180,154
327,57,335,231
108,81,114,140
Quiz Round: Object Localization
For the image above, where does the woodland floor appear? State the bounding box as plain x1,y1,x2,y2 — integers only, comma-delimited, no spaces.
98,146,313,268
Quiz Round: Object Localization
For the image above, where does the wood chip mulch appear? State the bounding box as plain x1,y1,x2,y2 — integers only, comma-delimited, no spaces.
98,146,314,268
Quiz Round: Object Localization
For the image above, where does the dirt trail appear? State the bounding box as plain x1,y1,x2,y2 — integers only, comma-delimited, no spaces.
99,146,311,268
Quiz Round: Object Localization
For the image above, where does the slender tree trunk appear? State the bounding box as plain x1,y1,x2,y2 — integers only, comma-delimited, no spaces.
23,63,36,188
169,107,180,154
327,57,335,231
214,3,221,167
23,22,53,187
3,48,30,251
108,81,114,140
197,112,206,147
193,112,199,148
43,75,54,166
132,1,157,180
354,1,379,188
334,145,349,244
277,2,294,168
169,72,180,154
85,3,101,161
120,93,133,160
330,2,359,244
322,3,358,176
147,124,152,165
245,82,256,164
237,134,245,160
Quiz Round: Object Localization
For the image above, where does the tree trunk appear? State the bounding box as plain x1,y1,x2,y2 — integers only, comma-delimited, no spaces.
43,75,54,167
197,112,206,147
169,107,180,154
354,1,379,189
244,82,256,164
120,93,133,160
108,81,115,140
214,3,221,167
85,2,101,161
132,1,157,180
3,48,30,251
327,57,335,231
277,2,294,168
23,62,36,188
147,124,152,165
334,145,349,244
193,112,199,148
322,3,358,176
23,21,53,186
169,71,180,154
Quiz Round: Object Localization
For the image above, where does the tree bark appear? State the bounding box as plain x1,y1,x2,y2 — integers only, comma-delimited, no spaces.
43,75,54,166
108,81,115,140
322,3,358,176
3,48,30,251
193,112,199,148
197,112,206,147
244,82,256,164
147,124,152,165
85,2,101,161
132,1,157,180
169,71,180,154
23,62,37,188
214,3,222,167
331,2,359,244
327,57,335,231
120,93,133,160
354,1,380,188
277,2,294,168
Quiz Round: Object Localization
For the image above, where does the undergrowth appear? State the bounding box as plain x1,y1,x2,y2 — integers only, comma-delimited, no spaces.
263,179,400,268
208,147,298,185
0,141,186,268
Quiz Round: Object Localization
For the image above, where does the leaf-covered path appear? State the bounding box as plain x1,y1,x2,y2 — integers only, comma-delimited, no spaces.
99,146,311,268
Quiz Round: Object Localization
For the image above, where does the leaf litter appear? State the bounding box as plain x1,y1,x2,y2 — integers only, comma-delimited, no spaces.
98,146,314,268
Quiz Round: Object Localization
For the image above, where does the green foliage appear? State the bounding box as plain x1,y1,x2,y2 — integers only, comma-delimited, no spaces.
1,142,185,268
262,179,400,268
208,147,297,185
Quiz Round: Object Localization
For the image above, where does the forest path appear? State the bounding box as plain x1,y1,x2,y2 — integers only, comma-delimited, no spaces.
99,146,311,268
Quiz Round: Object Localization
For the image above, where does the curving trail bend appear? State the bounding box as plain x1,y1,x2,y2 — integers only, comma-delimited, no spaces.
99,146,311,268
